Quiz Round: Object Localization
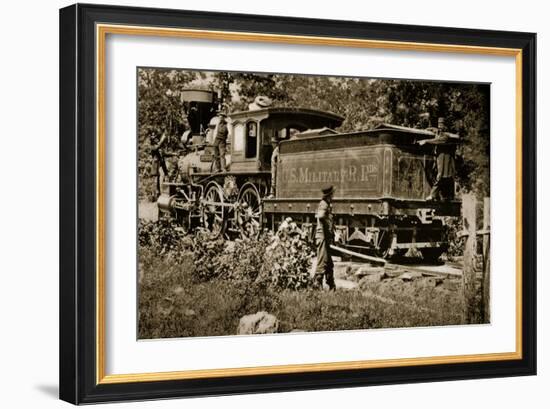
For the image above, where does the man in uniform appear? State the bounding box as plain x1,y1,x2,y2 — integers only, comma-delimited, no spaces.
149,127,168,201
314,185,336,290
419,118,457,201
427,143,456,201
162,130,184,182
212,111,229,173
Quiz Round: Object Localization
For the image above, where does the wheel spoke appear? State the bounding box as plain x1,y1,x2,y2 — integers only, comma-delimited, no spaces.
203,184,225,237
238,185,262,239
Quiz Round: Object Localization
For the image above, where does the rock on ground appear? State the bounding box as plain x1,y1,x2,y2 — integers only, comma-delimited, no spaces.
238,311,279,335
358,272,387,289
335,278,359,289
400,271,423,281
354,266,385,279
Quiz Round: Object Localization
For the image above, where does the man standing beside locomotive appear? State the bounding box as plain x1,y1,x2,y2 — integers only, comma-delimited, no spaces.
212,110,229,173
314,185,336,290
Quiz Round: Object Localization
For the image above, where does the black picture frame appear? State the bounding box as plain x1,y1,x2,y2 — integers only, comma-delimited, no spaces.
59,3,536,405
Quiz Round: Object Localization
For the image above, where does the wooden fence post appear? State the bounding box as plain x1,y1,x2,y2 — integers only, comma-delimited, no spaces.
481,197,491,322
462,194,477,324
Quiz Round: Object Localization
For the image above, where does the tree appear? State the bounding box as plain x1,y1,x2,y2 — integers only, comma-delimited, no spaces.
137,68,197,198
211,72,289,111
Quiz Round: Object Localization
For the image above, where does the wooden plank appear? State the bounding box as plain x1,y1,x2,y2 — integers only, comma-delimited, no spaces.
330,244,386,264
462,193,477,324
385,263,462,278
481,197,491,322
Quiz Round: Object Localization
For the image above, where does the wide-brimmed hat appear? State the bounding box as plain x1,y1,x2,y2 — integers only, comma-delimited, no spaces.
322,185,335,196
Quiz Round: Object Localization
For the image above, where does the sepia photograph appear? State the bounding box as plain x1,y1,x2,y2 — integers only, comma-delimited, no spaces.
137,68,491,340
55,3,537,404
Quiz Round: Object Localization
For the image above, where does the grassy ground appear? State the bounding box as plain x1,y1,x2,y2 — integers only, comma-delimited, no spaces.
138,247,464,339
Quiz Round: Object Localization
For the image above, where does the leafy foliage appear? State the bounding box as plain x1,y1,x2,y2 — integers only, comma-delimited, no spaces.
259,233,314,290
138,218,189,256
188,231,227,282
138,221,314,290
137,68,198,199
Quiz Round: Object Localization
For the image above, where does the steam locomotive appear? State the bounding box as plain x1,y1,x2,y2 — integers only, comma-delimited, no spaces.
155,89,461,260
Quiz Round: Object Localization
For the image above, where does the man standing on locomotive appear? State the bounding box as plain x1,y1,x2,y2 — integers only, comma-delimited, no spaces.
149,126,169,200
212,110,229,173
419,118,458,201
314,185,336,290
426,142,456,201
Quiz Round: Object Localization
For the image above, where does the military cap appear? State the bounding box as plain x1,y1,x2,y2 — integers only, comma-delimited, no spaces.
216,103,230,116
322,185,335,196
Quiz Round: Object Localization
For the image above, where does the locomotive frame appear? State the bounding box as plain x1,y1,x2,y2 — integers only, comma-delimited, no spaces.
156,103,461,261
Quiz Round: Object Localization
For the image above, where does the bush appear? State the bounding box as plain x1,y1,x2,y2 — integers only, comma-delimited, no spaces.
138,218,190,254
189,230,314,290
258,233,315,290
216,236,271,282
443,216,464,259
139,219,315,290
189,231,227,282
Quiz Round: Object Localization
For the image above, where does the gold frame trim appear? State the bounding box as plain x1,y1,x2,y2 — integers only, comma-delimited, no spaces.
96,23,523,385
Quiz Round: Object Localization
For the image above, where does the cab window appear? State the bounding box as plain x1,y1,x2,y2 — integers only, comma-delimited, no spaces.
277,126,302,140
245,121,258,158
233,123,245,152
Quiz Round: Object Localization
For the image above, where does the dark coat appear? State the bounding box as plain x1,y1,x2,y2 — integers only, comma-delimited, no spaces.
213,119,228,144
436,147,456,179
315,198,334,241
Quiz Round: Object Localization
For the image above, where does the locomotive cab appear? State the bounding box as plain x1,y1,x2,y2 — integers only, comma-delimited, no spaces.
229,108,344,173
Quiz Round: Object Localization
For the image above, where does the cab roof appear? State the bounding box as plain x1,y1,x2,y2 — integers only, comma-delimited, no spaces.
229,107,344,129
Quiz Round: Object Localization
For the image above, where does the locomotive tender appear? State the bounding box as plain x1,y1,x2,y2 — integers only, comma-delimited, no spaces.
156,89,460,260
